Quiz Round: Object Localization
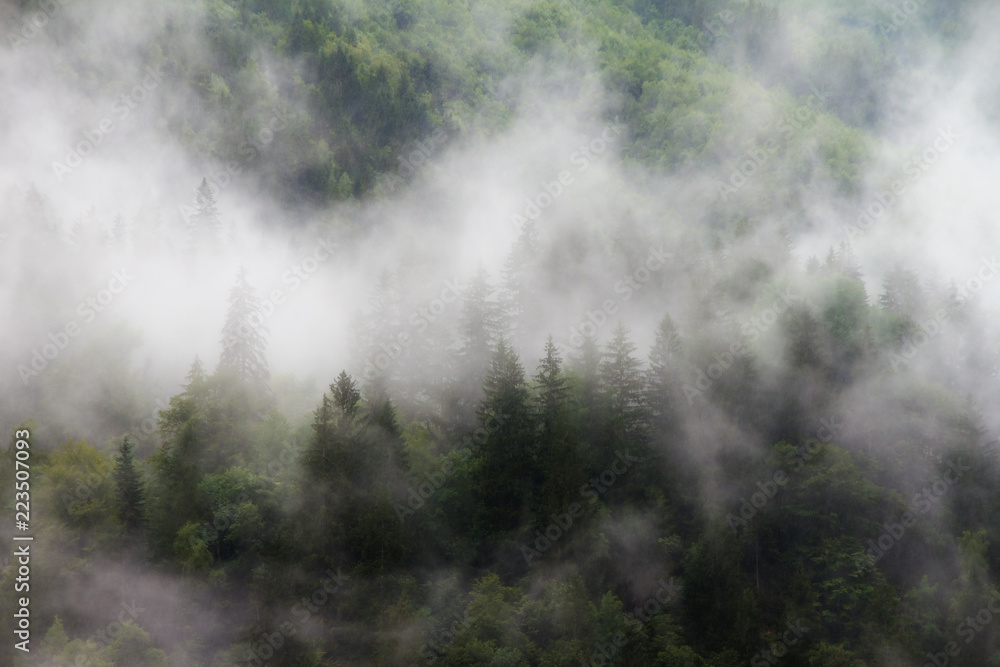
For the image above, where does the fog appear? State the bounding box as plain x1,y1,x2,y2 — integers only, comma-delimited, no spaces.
2,0,1000,664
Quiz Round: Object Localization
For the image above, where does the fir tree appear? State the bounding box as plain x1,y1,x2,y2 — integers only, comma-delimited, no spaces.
531,336,584,522
459,266,503,362
646,314,683,434
189,178,221,248
332,370,361,418
473,339,537,537
534,336,569,438
500,222,539,349
113,437,146,532
600,322,647,439
879,263,923,316
218,265,270,390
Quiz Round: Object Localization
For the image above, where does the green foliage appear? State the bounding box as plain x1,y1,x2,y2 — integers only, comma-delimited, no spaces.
112,437,146,532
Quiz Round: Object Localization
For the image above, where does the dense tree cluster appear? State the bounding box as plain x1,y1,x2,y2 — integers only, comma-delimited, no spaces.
0,0,993,665
5,225,1000,665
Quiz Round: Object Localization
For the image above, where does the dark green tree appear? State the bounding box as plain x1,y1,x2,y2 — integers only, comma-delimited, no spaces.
600,322,648,441
472,339,537,539
112,437,146,533
531,336,585,523
646,314,683,434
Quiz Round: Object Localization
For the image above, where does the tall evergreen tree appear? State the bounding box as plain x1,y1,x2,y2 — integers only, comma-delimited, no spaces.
473,339,537,539
189,178,221,248
218,266,271,391
500,222,539,350
646,314,683,435
535,336,569,439
878,264,923,317
599,322,647,440
332,370,361,418
531,336,584,523
449,266,504,432
459,266,503,362
113,437,146,533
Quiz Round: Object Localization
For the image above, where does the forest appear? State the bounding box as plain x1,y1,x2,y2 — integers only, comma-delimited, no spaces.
1,0,999,665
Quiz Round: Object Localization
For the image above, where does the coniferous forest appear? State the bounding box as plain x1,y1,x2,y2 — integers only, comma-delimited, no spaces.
3,0,1000,665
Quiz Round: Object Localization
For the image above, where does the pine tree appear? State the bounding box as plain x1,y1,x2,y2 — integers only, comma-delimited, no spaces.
534,336,569,438
571,331,603,417
450,266,504,430
646,314,683,434
531,336,584,523
189,178,221,248
459,266,503,362
186,355,207,387
355,270,404,388
500,222,539,350
600,322,647,440
218,265,270,390
473,339,537,537
23,184,56,238
332,370,361,418
113,437,146,532
879,264,923,316
785,305,824,370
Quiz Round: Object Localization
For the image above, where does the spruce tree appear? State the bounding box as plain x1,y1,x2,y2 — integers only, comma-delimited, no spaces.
600,322,647,440
459,266,503,362
879,263,923,317
332,370,361,418
190,178,221,248
500,222,539,350
473,339,536,537
646,314,683,435
531,336,584,523
113,437,146,532
218,265,270,391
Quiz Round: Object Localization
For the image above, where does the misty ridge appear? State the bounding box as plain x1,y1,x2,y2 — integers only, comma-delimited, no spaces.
2,0,1000,665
